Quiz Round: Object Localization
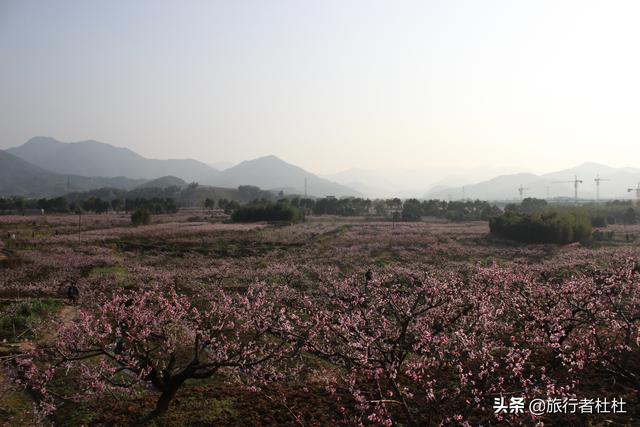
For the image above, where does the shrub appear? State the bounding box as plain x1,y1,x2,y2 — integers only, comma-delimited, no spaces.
401,199,422,221
519,197,548,214
623,207,637,224
231,202,302,223
489,208,592,244
131,208,151,226
593,230,615,242
590,215,607,228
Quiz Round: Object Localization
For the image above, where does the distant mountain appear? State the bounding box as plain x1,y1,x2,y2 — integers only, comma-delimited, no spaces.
137,176,187,189
7,137,220,183
427,173,541,201
0,149,145,197
217,155,360,197
208,161,235,171
5,137,638,202
7,138,358,198
322,166,524,199
321,168,400,198
541,162,640,200
425,184,453,196
426,162,640,201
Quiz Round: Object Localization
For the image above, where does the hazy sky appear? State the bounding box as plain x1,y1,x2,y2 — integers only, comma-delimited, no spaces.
2,0,640,175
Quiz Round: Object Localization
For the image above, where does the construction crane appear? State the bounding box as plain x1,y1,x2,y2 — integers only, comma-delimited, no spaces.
552,175,583,203
594,174,610,203
628,182,640,203
517,184,529,201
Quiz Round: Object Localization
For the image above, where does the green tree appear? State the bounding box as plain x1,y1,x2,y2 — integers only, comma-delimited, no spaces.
402,199,422,221
111,198,124,212
231,202,302,223
131,208,151,226
623,207,637,224
489,208,592,244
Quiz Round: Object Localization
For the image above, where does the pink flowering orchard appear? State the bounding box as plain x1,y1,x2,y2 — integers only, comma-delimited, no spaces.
30,284,307,421
1,212,639,425
299,263,639,425
6,2,640,424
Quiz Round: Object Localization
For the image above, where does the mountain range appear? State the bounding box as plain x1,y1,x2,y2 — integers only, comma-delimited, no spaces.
425,162,640,201
322,165,527,198
2,137,639,201
7,137,221,183
2,137,359,198
0,149,144,197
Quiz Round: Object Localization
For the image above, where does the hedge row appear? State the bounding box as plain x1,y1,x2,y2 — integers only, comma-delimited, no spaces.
489,209,592,244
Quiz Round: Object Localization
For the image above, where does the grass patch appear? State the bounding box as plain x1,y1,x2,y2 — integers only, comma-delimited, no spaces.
0,298,62,340
370,247,400,266
88,265,128,278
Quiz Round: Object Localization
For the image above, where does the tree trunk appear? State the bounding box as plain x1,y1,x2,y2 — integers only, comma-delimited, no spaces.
139,382,181,424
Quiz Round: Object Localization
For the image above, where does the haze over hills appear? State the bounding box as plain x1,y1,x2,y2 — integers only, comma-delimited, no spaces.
0,149,144,197
321,169,401,198
208,161,234,171
7,137,221,183
218,156,359,197
5,137,359,198
426,162,640,201
3,137,640,201
323,166,534,199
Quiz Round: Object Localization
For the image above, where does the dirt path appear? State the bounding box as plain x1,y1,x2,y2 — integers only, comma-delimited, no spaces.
57,305,77,325
37,304,78,348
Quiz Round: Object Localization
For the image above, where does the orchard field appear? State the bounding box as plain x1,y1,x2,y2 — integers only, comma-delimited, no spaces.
0,211,638,426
